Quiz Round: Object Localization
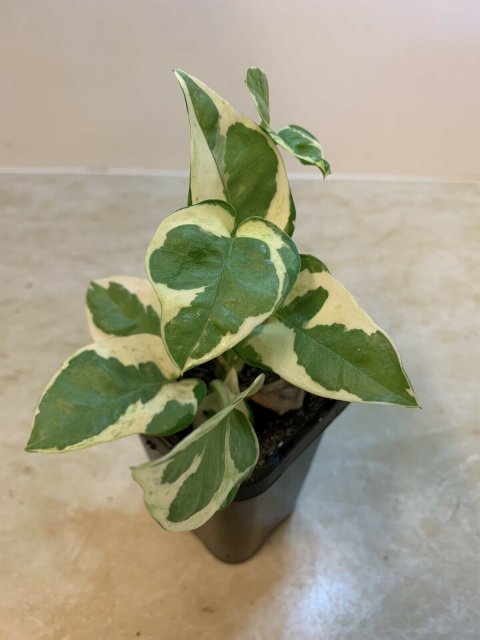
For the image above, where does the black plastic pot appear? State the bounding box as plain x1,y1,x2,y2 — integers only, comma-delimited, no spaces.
141,398,348,563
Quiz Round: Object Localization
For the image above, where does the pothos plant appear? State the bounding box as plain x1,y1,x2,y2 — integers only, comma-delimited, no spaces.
26,68,418,532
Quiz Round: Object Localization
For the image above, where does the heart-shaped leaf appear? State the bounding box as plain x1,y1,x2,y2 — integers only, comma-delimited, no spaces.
236,255,418,407
146,200,300,373
26,335,206,452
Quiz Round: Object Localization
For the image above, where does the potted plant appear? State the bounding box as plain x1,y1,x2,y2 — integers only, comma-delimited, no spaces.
26,67,418,563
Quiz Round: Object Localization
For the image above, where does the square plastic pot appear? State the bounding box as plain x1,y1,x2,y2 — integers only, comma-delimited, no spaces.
141,398,348,563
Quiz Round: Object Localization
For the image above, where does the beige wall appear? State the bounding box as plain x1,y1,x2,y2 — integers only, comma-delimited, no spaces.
1,0,479,177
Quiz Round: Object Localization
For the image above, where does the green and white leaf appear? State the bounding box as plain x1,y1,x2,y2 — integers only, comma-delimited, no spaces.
236,255,418,407
175,69,296,235
245,67,330,177
146,200,300,373
192,368,251,428
86,276,162,341
26,335,206,452
132,374,264,532
222,368,251,419
270,125,331,177
245,66,270,127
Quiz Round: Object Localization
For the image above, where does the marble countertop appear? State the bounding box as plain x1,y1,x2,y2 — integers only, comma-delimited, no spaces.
2,174,479,639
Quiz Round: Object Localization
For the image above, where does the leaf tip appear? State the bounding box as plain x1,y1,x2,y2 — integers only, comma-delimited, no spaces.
130,461,148,484
173,69,187,84
393,384,420,408
320,160,331,179
25,428,40,452
407,394,421,409
248,373,265,396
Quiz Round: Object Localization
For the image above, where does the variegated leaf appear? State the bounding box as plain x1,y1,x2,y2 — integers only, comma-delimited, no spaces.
236,255,418,407
26,335,206,452
245,66,270,127
132,374,264,532
270,126,331,178
146,200,300,373
175,69,296,235
86,276,162,341
245,67,330,177
192,367,251,429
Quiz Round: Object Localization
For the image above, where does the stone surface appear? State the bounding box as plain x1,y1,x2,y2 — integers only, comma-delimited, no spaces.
1,174,479,639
